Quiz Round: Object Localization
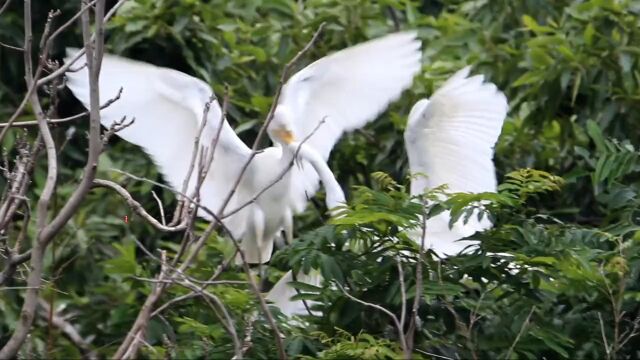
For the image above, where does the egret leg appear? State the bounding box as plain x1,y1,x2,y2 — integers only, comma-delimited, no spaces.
283,208,294,245
253,207,266,264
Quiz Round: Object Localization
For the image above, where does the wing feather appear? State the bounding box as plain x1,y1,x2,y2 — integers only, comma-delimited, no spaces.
280,32,422,211
404,67,508,256
65,50,251,226
405,67,507,195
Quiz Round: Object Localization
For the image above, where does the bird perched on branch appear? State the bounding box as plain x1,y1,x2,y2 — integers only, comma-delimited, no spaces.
65,31,422,264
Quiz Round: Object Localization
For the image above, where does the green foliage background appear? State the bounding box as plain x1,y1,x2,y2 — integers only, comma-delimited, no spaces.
1,0,640,358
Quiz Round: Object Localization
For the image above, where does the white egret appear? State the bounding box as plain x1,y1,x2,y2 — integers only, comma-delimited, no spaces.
268,67,508,316
65,31,422,264
405,66,508,256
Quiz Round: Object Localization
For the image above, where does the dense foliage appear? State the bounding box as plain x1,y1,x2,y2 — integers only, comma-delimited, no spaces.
1,0,640,358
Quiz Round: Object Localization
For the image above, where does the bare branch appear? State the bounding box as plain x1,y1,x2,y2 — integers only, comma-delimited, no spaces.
0,0,97,144
396,257,407,331
38,299,99,360
113,250,170,359
505,307,535,359
38,0,106,246
35,0,128,87
0,0,12,17
0,1,107,357
336,283,409,357
151,191,167,226
92,179,187,232
0,86,123,129
0,0,58,355
405,205,427,353
0,40,23,51
110,24,326,360
0,250,31,286
150,253,237,318
101,115,135,145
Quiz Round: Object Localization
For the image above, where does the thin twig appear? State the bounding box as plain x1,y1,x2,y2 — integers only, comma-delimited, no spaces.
0,0,12,17
336,282,409,357
598,312,611,359
0,87,123,128
35,0,128,87
405,204,427,354
396,257,407,331
0,1,58,356
0,0,97,144
38,299,99,360
504,307,535,359
151,191,166,226
92,179,187,232
0,41,23,51
414,349,454,360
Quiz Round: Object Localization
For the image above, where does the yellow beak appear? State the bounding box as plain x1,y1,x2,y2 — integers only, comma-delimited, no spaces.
279,129,295,144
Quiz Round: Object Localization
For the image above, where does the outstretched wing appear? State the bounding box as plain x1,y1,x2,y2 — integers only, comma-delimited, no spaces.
279,32,422,211
404,67,508,256
65,50,251,228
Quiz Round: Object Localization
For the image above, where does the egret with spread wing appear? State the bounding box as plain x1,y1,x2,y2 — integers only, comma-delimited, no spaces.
65,31,422,264
269,67,508,316
405,66,508,256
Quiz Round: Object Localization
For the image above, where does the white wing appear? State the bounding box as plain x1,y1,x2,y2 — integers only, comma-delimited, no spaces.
280,32,422,211
266,269,322,317
404,67,508,256
65,50,251,228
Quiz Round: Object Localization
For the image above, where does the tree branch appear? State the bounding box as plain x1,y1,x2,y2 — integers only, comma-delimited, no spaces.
37,299,99,360
336,283,409,357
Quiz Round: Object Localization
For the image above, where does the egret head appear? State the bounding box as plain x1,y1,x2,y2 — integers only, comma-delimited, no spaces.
268,106,296,145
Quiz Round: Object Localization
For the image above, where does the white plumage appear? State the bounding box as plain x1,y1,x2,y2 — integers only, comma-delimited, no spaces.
65,31,422,264
405,67,508,256
269,67,508,316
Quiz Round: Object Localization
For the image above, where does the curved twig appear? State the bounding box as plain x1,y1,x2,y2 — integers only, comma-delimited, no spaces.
91,179,187,232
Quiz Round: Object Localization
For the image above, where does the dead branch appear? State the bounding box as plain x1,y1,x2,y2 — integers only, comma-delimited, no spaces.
150,252,237,318
0,40,23,51
37,299,99,360
0,1,107,357
0,0,58,355
0,250,31,286
0,86,123,129
0,141,35,230
91,179,187,232
101,115,135,145
0,0,97,144
110,23,326,360
35,0,129,87
0,0,12,17
113,251,170,359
